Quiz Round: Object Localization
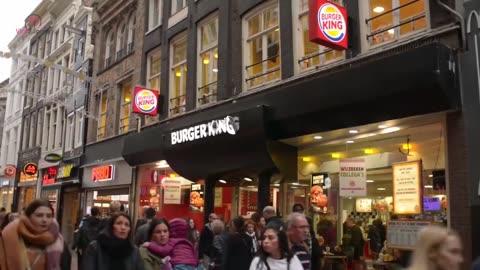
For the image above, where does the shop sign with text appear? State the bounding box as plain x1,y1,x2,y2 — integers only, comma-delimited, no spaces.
339,158,366,197
23,163,38,176
132,87,159,116
44,153,62,163
163,178,182,204
171,116,240,145
42,167,58,185
309,0,348,50
91,165,115,182
393,160,422,215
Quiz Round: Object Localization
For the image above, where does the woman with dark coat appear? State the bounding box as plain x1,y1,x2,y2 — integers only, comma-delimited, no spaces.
0,199,71,270
82,212,144,270
223,216,255,270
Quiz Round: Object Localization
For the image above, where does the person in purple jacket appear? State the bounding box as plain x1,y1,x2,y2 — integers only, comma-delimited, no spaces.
145,218,198,270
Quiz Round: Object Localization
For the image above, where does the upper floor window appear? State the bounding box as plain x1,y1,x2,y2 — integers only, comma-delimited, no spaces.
105,30,115,68
65,113,74,151
117,23,128,60
243,2,281,90
169,34,187,116
149,0,162,31
364,0,428,47
97,92,108,139
197,15,218,107
171,0,187,15
75,110,84,148
295,0,344,72
128,14,136,54
119,81,132,134
146,48,161,125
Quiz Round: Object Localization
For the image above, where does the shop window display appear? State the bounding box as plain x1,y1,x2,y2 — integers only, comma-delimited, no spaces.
85,190,129,217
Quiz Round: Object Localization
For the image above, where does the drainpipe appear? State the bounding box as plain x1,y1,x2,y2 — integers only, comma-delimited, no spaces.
436,0,467,51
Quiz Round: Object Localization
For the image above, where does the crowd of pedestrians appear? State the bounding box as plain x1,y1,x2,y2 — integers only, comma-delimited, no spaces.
0,200,472,270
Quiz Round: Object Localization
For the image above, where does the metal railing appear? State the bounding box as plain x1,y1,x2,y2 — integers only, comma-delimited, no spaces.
169,94,187,114
127,42,135,54
198,81,218,105
116,48,126,61
105,57,112,68
97,126,106,138
119,116,131,133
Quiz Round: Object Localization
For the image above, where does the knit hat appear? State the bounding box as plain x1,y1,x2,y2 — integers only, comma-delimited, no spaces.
169,218,188,239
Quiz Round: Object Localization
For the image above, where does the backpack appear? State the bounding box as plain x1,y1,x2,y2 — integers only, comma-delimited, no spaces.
78,219,100,250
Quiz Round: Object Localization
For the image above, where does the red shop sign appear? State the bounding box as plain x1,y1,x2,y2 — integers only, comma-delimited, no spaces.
3,165,16,178
42,167,58,185
91,165,114,182
309,0,348,50
23,163,38,176
132,87,159,116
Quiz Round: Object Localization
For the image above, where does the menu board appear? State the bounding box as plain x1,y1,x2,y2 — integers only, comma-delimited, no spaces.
163,178,182,204
356,198,372,213
339,159,366,197
387,220,431,250
190,184,205,212
392,161,422,215
311,173,329,213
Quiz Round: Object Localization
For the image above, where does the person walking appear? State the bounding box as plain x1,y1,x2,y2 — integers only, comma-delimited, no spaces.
198,213,218,268
139,218,169,270
186,218,200,250
81,212,144,270
245,220,260,257
135,207,157,246
209,220,227,270
249,223,303,270
223,216,254,270
408,226,463,270
76,207,102,268
0,199,71,270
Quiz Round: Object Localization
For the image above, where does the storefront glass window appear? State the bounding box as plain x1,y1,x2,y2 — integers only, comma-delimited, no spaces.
170,35,187,116
0,187,13,212
198,16,218,106
17,186,36,213
97,93,107,139
146,49,161,125
86,189,130,217
245,4,281,89
40,189,59,216
297,0,344,71
119,81,132,134
367,0,427,46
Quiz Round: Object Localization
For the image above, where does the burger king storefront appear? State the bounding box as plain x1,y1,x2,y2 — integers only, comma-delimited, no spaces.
122,41,462,230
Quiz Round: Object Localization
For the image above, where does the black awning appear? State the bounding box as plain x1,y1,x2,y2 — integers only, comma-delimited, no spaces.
162,106,277,180
122,127,166,166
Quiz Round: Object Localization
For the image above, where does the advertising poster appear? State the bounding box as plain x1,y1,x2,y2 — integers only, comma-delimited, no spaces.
339,158,366,197
214,187,223,207
387,220,431,250
311,173,329,213
393,161,422,214
190,184,205,212
163,178,182,204
356,198,372,213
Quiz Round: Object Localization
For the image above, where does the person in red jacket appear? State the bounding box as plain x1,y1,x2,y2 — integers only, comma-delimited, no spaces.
145,218,198,270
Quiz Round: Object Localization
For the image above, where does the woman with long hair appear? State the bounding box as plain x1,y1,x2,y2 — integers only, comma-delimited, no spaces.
249,224,303,270
408,226,463,270
139,218,169,270
0,199,71,270
82,212,144,270
186,218,200,249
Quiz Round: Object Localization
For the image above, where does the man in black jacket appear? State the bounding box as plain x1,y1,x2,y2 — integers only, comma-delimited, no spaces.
199,213,219,268
77,207,102,268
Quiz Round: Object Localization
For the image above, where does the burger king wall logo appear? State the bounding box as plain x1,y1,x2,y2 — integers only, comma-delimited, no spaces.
132,86,160,116
308,0,348,50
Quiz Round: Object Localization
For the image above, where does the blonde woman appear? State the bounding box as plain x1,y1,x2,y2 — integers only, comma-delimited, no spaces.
409,226,463,270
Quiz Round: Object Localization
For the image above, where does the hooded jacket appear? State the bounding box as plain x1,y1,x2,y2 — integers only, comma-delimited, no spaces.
147,218,198,266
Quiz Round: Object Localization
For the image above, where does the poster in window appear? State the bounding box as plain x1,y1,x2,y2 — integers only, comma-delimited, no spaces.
392,160,422,215
339,158,366,197
190,184,205,212
356,198,372,213
311,173,329,213
163,178,182,204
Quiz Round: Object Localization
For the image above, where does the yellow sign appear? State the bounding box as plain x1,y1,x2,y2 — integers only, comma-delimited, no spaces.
57,164,74,178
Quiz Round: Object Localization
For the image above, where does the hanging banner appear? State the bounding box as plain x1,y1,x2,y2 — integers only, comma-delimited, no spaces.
310,173,329,213
163,179,182,204
393,160,422,214
214,187,223,207
190,184,205,212
339,158,366,197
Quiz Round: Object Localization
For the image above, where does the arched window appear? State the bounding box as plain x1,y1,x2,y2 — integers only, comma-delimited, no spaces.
127,14,136,53
116,23,127,59
105,30,115,67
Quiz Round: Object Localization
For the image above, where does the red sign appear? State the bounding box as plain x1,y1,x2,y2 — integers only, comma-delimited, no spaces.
309,0,348,50
42,167,58,185
132,87,159,116
92,165,114,182
23,163,38,176
3,165,16,178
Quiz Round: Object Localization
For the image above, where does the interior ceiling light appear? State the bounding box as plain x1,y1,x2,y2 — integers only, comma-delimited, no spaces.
377,187,386,191
381,127,400,134
169,173,177,178
302,157,312,162
156,160,169,168
313,135,323,140
378,125,388,129
292,182,300,186
424,185,433,189
364,149,374,154
428,174,433,178
203,58,210,64
244,177,253,182
349,130,359,134
357,133,377,139
402,144,412,150
212,68,219,72
273,183,280,186
388,29,395,34
346,140,354,144
219,179,227,184
373,6,385,13
366,180,375,183
332,153,341,158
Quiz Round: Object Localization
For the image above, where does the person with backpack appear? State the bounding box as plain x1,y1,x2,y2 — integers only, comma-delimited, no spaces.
77,207,102,268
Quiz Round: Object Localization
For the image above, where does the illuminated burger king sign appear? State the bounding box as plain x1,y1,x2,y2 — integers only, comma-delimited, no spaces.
132,86,159,116
309,0,348,50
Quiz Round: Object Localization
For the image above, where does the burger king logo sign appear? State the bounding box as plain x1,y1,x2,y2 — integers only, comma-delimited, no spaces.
309,0,348,50
132,87,159,116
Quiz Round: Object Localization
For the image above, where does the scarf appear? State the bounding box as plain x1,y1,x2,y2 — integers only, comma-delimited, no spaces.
0,215,64,270
97,231,134,270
